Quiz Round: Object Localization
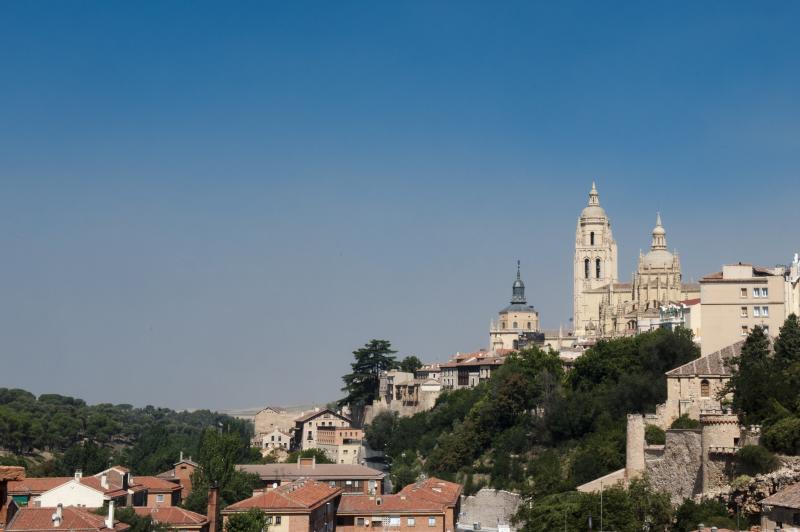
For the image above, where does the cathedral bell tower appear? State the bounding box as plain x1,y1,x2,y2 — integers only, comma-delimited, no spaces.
573,182,618,337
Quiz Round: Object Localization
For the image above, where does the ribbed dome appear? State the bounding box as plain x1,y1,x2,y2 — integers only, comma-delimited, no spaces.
642,249,674,268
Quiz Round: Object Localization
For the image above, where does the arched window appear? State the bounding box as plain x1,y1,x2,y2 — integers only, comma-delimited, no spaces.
512,321,518,329
596,258,601,279
584,258,590,279
590,231,595,246
526,322,531,329
501,321,506,329
700,379,710,398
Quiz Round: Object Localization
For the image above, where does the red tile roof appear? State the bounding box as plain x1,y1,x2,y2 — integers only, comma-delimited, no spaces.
293,409,351,424
131,477,181,493
223,480,341,513
0,467,25,482
133,507,207,526
338,478,461,515
6,507,129,532
7,478,72,495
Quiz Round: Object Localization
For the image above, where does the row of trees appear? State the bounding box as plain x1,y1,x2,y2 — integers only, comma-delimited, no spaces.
726,314,800,454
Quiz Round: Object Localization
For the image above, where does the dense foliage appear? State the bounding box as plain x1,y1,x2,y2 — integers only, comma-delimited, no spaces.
339,340,398,407
225,509,268,532
725,315,800,454
0,388,253,477
367,328,700,509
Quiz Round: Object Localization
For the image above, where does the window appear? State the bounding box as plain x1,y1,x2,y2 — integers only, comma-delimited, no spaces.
526,322,531,330
156,494,164,503
740,306,748,317
596,258,601,279
389,517,401,527
753,288,760,297
741,325,748,336
590,232,595,246
763,326,770,335
753,306,760,317
271,435,275,442
356,518,365,527
501,321,506,329
428,518,436,527
512,321,518,329
740,288,747,298
762,288,769,297
308,431,313,440
700,379,710,398
266,517,273,525
762,306,769,317
407,518,416,527
276,517,281,525
584,258,590,279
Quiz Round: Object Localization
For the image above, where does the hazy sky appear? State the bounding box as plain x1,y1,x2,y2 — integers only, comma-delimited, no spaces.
1,2,799,410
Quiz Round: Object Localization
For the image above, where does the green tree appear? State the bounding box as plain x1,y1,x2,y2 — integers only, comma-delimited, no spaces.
725,327,774,424
399,356,423,374
736,445,778,475
339,340,398,407
670,414,701,429
773,314,800,410
645,424,666,445
284,448,334,464
762,416,800,454
365,411,398,451
672,499,737,532
225,509,268,532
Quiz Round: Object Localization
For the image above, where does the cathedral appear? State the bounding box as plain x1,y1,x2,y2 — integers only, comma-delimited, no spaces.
573,183,700,339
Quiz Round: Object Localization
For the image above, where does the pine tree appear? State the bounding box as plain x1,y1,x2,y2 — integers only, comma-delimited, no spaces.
339,340,398,407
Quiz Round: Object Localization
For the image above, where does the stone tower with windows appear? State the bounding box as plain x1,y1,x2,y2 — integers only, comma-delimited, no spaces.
573,182,618,337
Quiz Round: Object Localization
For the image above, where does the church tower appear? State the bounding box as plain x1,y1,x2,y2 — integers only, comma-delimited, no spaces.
633,213,682,309
573,182,618,337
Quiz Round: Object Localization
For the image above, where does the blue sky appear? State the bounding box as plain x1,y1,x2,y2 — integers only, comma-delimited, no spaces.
1,2,798,410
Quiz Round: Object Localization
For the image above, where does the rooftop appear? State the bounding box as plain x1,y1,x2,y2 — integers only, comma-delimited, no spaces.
338,478,461,515
6,507,129,532
665,341,743,377
133,507,208,526
236,463,384,481
293,408,351,424
224,479,341,512
761,482,800,509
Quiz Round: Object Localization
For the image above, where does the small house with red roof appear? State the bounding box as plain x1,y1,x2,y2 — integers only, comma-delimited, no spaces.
5,503,128,532
221,479,341,532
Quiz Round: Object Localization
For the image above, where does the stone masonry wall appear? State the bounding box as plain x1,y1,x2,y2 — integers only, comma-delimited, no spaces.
459,489,521,531
646,429,703,503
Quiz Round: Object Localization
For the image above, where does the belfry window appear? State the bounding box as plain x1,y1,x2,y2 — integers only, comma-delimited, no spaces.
584,258,590,279
596,258,601,279
700,379,710,398
590,232,595,246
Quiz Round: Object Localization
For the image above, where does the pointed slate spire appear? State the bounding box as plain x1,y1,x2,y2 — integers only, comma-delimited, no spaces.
511,261,526,304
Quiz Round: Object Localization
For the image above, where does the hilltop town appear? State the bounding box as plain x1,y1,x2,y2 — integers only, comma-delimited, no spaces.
2,184,800,532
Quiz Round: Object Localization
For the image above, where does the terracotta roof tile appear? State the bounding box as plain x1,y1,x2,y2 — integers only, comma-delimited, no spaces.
131,477,181,493
761,482,800,509
6,507,129,532
338,478,461,515
223,480,341,513
133,507,207,526
8,478,72,495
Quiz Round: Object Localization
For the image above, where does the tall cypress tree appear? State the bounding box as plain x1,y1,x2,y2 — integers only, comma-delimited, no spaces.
774,314,800,412
727,326,773,424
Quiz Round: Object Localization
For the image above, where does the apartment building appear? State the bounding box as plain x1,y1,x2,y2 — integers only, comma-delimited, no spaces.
316,427,364,465
236,460,384,496
700,263,787,355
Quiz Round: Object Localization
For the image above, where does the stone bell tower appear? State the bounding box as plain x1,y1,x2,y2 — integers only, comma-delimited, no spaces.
573,182,618,337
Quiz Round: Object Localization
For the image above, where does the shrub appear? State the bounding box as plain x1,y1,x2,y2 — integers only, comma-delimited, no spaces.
736,445,779,475
645,424,666,445
670,414,701,429
762,416,800,455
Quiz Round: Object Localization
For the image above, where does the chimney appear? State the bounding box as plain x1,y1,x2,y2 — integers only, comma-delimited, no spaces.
105,501,115,529
179,451,184,462
52,504,63,527
207,483,220,532
100,473,108,489
74,470,83,481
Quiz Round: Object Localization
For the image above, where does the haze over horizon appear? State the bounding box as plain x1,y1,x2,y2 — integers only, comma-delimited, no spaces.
2,2,799,411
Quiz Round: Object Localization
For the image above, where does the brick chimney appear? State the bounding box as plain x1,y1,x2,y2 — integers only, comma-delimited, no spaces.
207,483,219,532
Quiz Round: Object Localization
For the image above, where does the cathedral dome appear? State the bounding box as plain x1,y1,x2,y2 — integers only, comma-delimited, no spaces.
642,249,674,268
642,213,673,268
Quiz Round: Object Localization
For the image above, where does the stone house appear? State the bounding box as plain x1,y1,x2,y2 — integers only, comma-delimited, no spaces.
221,479,341,532
256,429,292,451
440,350,509,390
335,478,461,532
292,409,352,451
760,482,800,531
